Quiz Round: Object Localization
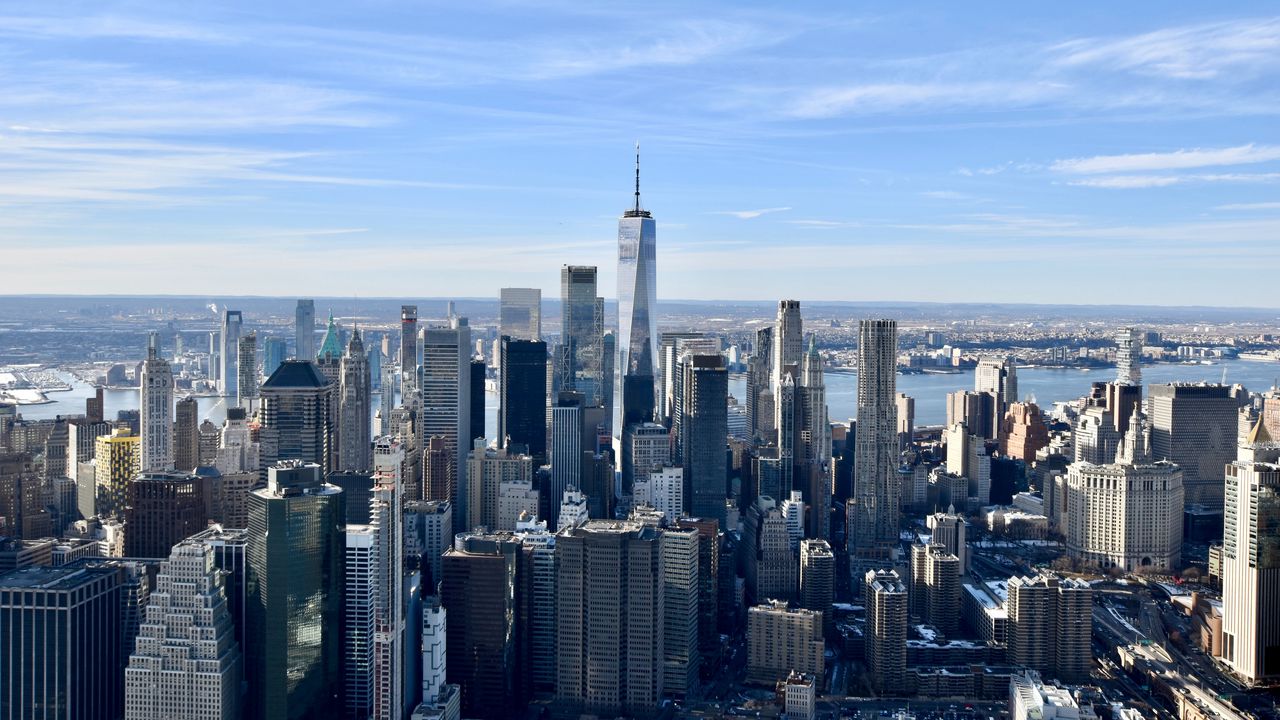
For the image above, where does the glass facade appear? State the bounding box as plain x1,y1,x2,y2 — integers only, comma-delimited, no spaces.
617,213,657,426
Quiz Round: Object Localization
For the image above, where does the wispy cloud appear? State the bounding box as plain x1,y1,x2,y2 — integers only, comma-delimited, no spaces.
1052,144,1280,174
784,219,861,229
1066,173,1280,189
783,82,1064,119
1215,201,1280,210
920,190,984,201
1051,17,1280,80
710,206,791,219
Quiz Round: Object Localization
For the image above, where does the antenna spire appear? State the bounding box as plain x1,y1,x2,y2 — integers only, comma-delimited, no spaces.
634,141,641,213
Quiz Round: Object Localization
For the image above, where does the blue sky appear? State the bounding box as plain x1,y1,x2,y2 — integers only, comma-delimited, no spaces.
1,2,1278,306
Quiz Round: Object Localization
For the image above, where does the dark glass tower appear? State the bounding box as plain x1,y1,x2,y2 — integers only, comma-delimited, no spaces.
498,337,548,465
245,461,345,720
682,354,728,525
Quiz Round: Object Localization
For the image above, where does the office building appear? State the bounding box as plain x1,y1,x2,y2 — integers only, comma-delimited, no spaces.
622,421,669,500
420,321,472,527
259,360,335,475
420,595,448,705
0,565,124,720
219,310,242,399
339,329,372,472
0,452,48,539
187,525,248,654
498,337,547,464
1002,402,1049,464
633,465,683,522
1149,383,1239,508
499,287,541,341
782,671,817,720
403,500,452,591
617,148,659,432
496,477,540,531
659,332,708,425
1220,417,1280,686
557,265,605,407
95,428,140,518
976,356,1018,433
345,524,376,720
682,353,728,525
263,336,287,379
1009,672,1095,720
771,301,804,423
368,483,405,720
513,525,557,693
466,443,532,531
440,534,522,719
864,569,908,695
851,319,899,563
139,333,174,473
556,520,694,715
174,397,200,471
746,600,824,686
548,392,583,528
238,331,259,409
245,462,345,720
1064,416,1184,572
124,539,242,720
1005,573,1092,683
123,471,210,558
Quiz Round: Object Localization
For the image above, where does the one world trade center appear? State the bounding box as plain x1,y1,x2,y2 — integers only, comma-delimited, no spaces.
617,144,658,433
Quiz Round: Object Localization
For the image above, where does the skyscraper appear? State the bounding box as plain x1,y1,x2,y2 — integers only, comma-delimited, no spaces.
799,538,835,621
851,319,899,564
296,299,316,362
558,265,605,406
124,539,242,720
245,461,345,720
498,288,541,341
220,309,242,399
1115,326,1141,386
0,565,124,720
420,321,472,527
344,524,377,720
259,360,335,474
548,393,583,529
683,353,728,525
864,569,908,694
123,471,210,558
238,331,259,409
400,305,418,409
617,146,659,432
1220,417,1280,686
174,397,200,471
498,337,547,464
1005,573,1092,683
139,332,174,473
339,329,372,471
975,355,1018,434
771,300,803,438
95,428,140,518
263,336,287,379
1149,383,1238,508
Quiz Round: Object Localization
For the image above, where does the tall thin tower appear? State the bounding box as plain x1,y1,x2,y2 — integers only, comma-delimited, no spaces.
617,143,659,430
220,310,243,399
340,329,372,471
1115,326,1142,386
852,320,899,564
295,299,316,362
400,305,419,410
139,332,174,472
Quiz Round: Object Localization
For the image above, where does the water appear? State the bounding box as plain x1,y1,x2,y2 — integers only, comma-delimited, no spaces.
19,359,1279,431
732,358,1280,426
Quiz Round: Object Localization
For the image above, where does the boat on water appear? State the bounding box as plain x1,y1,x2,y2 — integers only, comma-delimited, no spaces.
1238,351,1280,363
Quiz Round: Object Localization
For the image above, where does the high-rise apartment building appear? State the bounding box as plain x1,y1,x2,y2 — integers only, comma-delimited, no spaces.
745,600,824,686
864,569,908,694
498,287,541,341
799,538,835,626
0,565,124,720
124,539,242,720
94,428,139,518
400,305,419,407
910,544,961,637
617,149,659,432
339,329,372,471
851,319,899,564
1149,383,1239,508
259,360,335,475
927,507,968,573
139,333,174,473
498,337,547,464
296,299,316,362
1220,417,1280,686
1115,326,1141,386
219,309,242,399
238,331,259,409
1005,573,1092,683
245,462,345,720
682,353,728,525
345,524,377,720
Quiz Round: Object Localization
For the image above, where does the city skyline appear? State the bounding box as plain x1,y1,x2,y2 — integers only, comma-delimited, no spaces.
0,4,1278,305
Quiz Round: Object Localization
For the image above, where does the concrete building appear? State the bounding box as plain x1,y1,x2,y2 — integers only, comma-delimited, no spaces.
927,507,968,573
622,421,669,500
466,443,532,532
976,356,1018,435
865,569,908,695
403,500,452,591
123,471,210,558
782,671,817,720
174,397,200,471
1002,402,1049,464
633,465,683,523
345,524,377,720
124,540,242,720
746,600,824,686
799,539,835,627
339,329,372,472
1114,327,1141,387
1064,459,1184,572
1006,574,1092,683
139,333,174,473
1149,383,1238,508
496,478,540,532
911,544,961,637
1220,417,1280,686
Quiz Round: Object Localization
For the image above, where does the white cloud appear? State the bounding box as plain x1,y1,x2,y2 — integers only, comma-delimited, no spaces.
784,81,1064,119
710,206,791,219
1067,172,1280,189
1051,18,1280,80
1052,144,1280,174
1215,201,1280,210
